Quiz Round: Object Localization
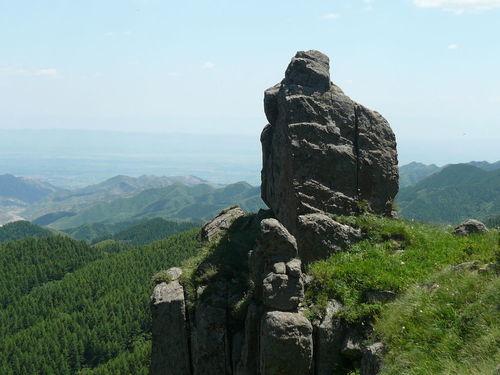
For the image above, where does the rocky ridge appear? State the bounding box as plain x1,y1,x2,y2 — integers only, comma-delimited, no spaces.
150,50,399,375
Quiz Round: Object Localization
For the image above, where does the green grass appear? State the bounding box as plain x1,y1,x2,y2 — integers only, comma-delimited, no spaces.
306,214,499,374
375,266,499,375
306,215,497,322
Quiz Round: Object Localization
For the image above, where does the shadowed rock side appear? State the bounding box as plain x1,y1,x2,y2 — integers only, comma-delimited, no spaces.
150,270,191,375
261,50,398,261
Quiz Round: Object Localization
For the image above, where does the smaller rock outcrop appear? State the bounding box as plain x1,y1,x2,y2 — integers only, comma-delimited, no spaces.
199,205,245,241
314,300,345,375
297,213,361,263
453,219,488,236
150,268,191,375
360,342,385,375
191,284,230,375
260,311,313,375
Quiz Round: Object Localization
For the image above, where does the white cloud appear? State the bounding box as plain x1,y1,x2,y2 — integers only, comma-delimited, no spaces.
414,0,500,12
0,66,59,77
202,61,215,70
447,43,460,49
322,12,340,19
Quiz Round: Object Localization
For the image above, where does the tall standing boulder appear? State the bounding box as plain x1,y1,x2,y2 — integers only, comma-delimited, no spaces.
150,269,191,375
260,311,314,375
261,50,398,260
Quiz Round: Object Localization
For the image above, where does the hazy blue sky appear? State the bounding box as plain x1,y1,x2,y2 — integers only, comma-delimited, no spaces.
0,0,499,165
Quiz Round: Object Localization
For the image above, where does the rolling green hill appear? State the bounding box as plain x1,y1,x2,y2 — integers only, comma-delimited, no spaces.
0,236,102,308
397,164,500,223
25,175,208,221
62,218,198,244
48,182,264,230
112,218,197,245
63,221,135,243
0,229,201,375
399,162,440,188
399,160,500,188
0,220,54,243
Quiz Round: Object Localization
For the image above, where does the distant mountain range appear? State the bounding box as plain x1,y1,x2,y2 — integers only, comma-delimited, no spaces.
1,159,498,228
23,174,209,220
46,181,264,230
0,174,61,205
399,160,500,188
397,163,500,223
0,174,211,225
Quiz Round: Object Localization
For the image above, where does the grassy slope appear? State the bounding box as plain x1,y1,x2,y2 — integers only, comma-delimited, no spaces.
376,265,499,375
306,215,499,374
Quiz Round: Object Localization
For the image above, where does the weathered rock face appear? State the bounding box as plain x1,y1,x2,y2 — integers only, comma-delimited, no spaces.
453,219,488,236
314,300,345,375
261,50,398,258
191,286,230,375
200,205,245,242
360,342,385,375
260,311,313,375
150,269,191,375
298,213,361,263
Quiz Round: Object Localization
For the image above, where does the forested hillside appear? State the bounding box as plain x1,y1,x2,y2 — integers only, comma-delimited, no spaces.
47,182,263,230
397,164,500,223
0,220,53,243
63,218,197,244
399,160,500,188
399,162,440,188
0,229,201,374
0,236,102,308
112,218,197,245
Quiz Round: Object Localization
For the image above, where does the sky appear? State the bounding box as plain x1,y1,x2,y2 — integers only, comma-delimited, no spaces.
0,0,499,166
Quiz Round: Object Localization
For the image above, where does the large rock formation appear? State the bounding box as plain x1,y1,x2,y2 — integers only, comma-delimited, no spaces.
261,50,398,260
150,51,398,375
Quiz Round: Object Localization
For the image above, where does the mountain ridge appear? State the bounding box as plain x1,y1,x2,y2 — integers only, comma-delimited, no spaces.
397,163,500,223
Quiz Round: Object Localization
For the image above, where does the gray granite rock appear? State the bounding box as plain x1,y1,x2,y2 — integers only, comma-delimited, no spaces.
200,205,245,241
262,272,304,311
297,213,361,263
314,300,345,375
453,219,488,236
150,281,191,375
258,218,298,259
261,50,398,251
260,311,313,375
361,342,385,375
